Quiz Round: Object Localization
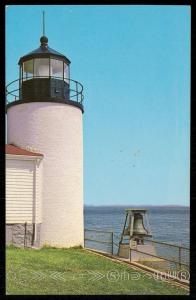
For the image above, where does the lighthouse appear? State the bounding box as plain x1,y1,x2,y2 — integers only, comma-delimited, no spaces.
6,31,84,248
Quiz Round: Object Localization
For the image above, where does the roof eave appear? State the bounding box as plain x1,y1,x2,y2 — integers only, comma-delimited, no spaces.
18,54,71,65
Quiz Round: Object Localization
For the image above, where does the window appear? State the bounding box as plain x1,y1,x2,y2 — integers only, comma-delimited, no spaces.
23,59,33,80
50,59,63,78
34,58,49,77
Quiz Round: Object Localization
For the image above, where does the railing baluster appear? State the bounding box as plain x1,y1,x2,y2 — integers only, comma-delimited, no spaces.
76,82,78,102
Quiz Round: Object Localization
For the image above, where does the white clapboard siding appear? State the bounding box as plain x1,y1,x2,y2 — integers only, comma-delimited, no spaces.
6,159,35,224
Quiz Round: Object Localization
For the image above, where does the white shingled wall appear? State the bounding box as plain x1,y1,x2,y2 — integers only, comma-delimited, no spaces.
6,156,43,224
7,102,84,248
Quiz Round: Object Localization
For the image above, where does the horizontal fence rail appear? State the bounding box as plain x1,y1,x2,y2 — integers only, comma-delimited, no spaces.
143,238,189,250
84,228,114,234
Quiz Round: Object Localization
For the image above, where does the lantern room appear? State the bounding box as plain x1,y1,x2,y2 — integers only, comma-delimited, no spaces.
6,35,84,112
18,36,71,101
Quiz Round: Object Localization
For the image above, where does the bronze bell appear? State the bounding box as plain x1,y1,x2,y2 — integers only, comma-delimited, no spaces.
118,209,152,258
132,213,148,236
123,212,149,236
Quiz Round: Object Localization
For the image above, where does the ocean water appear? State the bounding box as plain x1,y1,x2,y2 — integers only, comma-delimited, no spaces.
84,206,190,248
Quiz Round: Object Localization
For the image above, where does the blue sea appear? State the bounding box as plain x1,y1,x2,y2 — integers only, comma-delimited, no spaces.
84,206,190,248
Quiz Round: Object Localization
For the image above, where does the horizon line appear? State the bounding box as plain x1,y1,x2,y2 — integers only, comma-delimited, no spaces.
84,204,190,207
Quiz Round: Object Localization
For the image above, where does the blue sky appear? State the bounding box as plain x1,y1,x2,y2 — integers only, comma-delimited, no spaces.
6,5,190,206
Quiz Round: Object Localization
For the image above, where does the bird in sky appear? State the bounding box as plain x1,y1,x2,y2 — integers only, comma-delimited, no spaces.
134,149,141,156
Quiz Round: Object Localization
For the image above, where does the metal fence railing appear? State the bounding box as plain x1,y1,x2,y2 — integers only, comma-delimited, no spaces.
84,228,114,254
84,228,190,277
84,228,120,255
130,238,190,272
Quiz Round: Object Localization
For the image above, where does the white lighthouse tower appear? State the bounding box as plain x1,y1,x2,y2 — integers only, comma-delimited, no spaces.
6,32,84,248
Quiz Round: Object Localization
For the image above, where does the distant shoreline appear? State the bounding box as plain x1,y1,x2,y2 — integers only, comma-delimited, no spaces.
84,204,190,208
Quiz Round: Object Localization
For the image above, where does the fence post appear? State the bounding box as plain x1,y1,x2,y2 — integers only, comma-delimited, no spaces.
31,223,35,246
111,232,114,255
130,248,132,262
179,246,182,270
24,222,27,248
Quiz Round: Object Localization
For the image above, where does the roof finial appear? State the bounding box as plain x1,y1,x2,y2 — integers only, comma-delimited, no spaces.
40,11,48,47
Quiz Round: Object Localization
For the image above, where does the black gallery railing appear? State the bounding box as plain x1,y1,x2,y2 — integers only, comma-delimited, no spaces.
6,76,84,105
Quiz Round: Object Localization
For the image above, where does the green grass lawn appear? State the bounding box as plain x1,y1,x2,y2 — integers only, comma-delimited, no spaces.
6,246,189,295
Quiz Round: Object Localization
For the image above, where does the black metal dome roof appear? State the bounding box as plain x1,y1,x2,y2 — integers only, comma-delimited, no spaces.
18,36,71,65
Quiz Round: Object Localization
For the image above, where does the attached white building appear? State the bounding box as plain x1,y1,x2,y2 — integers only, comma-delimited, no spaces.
6,144,43,247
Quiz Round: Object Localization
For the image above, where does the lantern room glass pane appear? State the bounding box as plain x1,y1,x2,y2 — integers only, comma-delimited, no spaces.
64,63,69,84
50,59,63,78
23,59,33,80
34,58,49,77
